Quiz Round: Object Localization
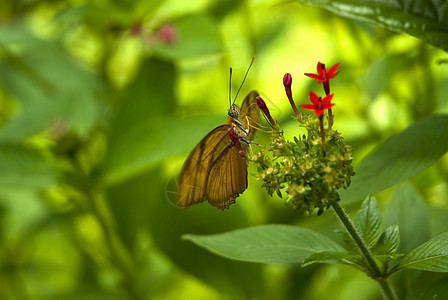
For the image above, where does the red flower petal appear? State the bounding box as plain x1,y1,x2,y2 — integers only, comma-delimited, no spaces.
317,62,325,77
321,94,334,105
300,104,316,110
304,73,321,80
327,63,340,78
309,91,319,105
322,103,335,110
314,109,324,117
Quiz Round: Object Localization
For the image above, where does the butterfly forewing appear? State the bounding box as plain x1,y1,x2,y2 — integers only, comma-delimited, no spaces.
238,90,260,140
205,137,248,209
177,125,239,208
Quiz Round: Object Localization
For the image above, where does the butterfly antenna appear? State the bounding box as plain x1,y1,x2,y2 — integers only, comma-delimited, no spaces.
228,67,233,108
232,57,255,105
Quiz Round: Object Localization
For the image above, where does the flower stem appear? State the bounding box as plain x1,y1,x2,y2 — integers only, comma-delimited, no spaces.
328,108,333,128
90,191,143,300
322,81,333,128
70,157,143,299
323,81,330,96
331,202,398,300
318,115,325,143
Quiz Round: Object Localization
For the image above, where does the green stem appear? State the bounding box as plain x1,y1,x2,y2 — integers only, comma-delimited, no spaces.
87,187,143,300
70,157,142,299
328,108,334,128
331,202,398,300
318,115,325,143
322,80,332,127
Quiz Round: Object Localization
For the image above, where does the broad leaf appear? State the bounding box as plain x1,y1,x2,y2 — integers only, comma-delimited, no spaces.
103,58,227,185
184,224,346,264
152,14,223,60
340,115,448,203
103,114,222,185
406,276,448,300
103,58,175,185
297,0,448,52
107,167,265,299
0,144,56,190
302,251,362,268
354,197,383,248
375,254,403,260
359,54,416,100
0,189,48,237
396,232,448,272
373,224,400,256
383,183,429,253
0,23,100,141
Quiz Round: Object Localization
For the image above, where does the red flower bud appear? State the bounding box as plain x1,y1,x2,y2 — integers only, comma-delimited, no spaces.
283,73,292,87
256,96,276,128
283,73,301,119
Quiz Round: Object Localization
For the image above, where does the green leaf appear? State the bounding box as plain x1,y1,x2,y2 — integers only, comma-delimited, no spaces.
107,168,265,299
108,58,176,127
396,232,448,272
427,205,448,237
103,114,223,185
0,189,48,237
354,196,383,248
297,0,448,51
373,224,400,256
340,115,448,203
375,254,404,260
0,144,57,190
152,14,224,60
184,224,346,264
103,58,176,185
406,276,448,300
359,54,415,100
383,183,429,253
302,251,362,268
0,24,100,141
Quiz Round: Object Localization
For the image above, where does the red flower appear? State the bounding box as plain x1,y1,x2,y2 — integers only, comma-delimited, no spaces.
305,62,340,83
300,91,334,117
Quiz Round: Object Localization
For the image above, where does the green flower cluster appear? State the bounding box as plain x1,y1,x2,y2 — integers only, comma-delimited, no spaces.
250,115,354,215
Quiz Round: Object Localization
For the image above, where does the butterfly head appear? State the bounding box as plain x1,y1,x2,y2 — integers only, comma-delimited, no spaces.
228,105,240,119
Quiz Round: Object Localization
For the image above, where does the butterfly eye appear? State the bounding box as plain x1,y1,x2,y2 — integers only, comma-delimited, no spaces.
228,107,239,118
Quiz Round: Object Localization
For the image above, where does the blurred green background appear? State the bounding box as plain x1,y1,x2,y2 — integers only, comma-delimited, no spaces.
0,0,447,299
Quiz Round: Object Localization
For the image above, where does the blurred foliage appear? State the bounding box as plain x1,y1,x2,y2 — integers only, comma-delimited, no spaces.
0,0,447,299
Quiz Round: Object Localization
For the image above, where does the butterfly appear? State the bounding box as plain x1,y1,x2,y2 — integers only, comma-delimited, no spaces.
177,90,260,209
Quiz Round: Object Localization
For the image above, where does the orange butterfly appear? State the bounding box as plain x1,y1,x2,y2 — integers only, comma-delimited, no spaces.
177,90,260,209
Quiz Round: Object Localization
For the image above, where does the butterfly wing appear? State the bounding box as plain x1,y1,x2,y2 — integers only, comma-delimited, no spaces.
239,90,260,140
177,125,247,209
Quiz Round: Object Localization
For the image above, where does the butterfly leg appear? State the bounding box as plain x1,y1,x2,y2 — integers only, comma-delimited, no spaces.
244,115,277,134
